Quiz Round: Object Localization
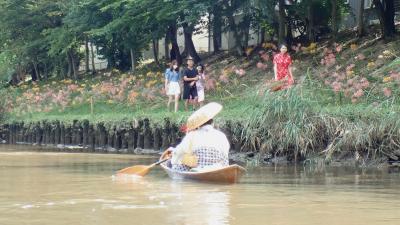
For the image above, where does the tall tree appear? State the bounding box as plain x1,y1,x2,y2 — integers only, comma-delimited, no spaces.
331,0,338,41
307,0,316,42
211,4,223,53
373,0,396,38
358,0,365,37
278,0,286,44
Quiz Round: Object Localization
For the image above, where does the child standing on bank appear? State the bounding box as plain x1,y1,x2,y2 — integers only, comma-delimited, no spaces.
196,64,206,107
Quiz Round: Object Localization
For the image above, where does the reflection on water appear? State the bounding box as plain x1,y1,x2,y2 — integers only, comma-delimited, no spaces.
0,146,399,225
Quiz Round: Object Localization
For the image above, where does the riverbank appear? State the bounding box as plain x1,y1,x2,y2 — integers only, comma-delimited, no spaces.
1,31,400,167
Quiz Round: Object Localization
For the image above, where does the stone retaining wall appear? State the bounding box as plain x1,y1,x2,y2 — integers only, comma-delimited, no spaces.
0,119,244,154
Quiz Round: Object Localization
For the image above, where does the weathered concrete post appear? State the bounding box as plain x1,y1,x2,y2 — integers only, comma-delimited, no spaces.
143,118,153,149
161,118,171,149
50,122,56,145
35,122,43,145
114,125,122,150
153,125,162,151
42,121,49,145
54,121,61,145
127,123,137,153
9,123,14,144
108,124,115,150
88,124,95,151
60,122,65,146
98,122,107,151
137,120,144,149
65,124,72,145
82,120,89,148
170,123,179,146
121,126,129,150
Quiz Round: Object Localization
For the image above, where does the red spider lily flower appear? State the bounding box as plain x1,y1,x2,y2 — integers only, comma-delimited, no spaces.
353,89,364,98
257,62,268,70
360,78,370,88
205,78,216,91
236,69,246,77
383,87,392,97
261,53,270,62
335,44,343,53
331,81,343,93
390,72,400,81
355,53,366,61
219,75,229,83
346,64,355,71
291,45,300,53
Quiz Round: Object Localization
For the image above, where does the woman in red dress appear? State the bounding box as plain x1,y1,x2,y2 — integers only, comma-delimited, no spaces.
273,44,294,89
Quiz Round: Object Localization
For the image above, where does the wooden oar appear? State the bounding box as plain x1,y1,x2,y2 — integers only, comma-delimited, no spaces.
116,158,170,176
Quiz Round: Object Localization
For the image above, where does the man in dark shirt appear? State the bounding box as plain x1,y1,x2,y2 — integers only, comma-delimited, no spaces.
182,56,199,111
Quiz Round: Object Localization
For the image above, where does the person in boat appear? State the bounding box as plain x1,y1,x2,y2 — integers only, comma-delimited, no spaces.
165,102,230,172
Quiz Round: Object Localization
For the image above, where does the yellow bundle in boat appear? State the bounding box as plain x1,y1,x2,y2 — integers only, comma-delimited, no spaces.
182,153,198,168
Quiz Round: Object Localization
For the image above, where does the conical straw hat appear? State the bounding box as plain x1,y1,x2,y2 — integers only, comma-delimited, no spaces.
186,102,222,131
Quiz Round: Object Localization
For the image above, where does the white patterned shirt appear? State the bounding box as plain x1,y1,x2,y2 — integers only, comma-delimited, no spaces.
170,125,230,166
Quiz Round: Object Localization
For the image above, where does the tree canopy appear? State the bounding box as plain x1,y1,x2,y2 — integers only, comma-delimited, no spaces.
0,0,396,84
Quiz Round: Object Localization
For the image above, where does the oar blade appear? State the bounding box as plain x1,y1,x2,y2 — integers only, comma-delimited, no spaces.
117,165,151,176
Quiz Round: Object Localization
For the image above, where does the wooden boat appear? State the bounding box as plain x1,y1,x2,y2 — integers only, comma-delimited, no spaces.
159,154,246,184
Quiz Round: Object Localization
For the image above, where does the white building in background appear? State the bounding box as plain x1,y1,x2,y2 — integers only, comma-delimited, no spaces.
79,44,108,72
142,15,262,61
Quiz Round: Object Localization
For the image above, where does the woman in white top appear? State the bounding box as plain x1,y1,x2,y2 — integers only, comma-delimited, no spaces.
164,60,181,112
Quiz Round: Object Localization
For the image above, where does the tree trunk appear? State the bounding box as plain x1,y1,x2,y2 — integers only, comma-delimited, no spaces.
356,0,365,37
57,58,63,78
211,4,222,53
212,9,222,54
168,24,182,65
130,48,135,73
90,42,96,74
260,27,266,45
286,19,293,46
278,0,286,44
164,32,170,61
43,62,48,80
227,14,244,56
68,50,78,80
242,17,251,49
85,36,90,73
331,0,338,41
66,53,72,78
373,0,396,38
384,0,396,36
182,23,201,63
307,2,316,42
152,38,159,65
33,61,40,81
28,64,38,81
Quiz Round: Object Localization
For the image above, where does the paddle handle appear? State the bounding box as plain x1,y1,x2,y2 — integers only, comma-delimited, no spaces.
150,158,169,167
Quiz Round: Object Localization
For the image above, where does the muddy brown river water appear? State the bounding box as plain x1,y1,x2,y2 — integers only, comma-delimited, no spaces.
0,145,399,225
